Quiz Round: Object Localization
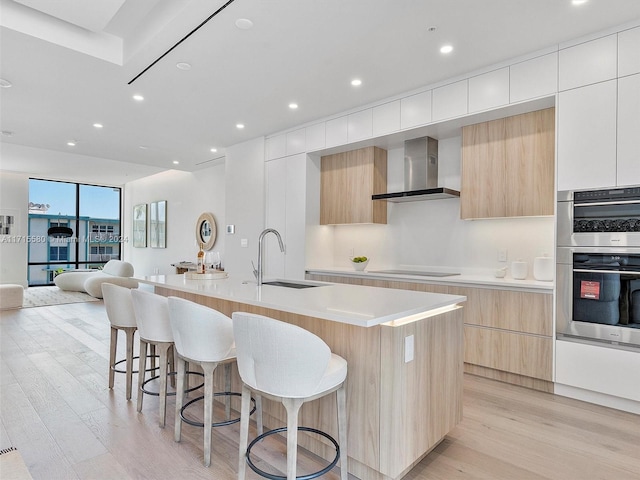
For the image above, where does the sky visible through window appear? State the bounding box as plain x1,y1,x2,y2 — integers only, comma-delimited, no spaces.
29,179,120,219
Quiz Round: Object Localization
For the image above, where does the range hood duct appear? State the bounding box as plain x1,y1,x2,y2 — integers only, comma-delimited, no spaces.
372,137,460,202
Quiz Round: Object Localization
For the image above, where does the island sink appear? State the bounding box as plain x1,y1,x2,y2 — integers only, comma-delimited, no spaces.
262,280,323,289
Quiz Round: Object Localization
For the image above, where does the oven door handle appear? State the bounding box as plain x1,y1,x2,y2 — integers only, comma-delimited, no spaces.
574,200,640,207
573,268,640,275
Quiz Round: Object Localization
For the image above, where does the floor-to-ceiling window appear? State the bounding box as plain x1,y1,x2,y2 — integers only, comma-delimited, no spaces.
28,179,122,286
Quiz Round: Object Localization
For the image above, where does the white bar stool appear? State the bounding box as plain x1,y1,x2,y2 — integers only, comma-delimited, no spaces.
167,297,261,467
102,283,154,401
131,289,202,427
232,312,348,480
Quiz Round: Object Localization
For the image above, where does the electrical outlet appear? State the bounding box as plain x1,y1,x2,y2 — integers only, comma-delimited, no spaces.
498,249,508,262
404,335,414,363
349,248,354,258
153,267,159,275
241,238,248,248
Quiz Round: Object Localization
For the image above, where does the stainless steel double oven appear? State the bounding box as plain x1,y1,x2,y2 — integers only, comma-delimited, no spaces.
557,187,640,348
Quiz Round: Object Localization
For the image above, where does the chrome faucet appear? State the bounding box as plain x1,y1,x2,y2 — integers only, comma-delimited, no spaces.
256,228,285,286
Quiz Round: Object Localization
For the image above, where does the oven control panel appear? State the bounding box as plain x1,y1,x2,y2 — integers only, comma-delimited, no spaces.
574,187,640,203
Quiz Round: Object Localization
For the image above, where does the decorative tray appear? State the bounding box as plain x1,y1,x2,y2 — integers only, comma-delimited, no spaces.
184,271,228,280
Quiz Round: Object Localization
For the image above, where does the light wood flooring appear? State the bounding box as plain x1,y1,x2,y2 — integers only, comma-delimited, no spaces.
1,300,639,480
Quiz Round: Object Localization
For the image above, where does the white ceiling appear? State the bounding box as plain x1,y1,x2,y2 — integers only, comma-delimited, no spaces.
1,0,640,184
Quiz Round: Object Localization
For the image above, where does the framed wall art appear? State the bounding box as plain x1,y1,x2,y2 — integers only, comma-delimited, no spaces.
149,200,166,248
133,203,147,248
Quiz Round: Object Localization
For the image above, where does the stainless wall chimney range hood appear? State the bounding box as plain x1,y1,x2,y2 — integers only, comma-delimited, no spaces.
372,137,460,202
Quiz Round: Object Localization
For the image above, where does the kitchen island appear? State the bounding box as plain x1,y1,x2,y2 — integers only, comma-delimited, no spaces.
136,274,466,480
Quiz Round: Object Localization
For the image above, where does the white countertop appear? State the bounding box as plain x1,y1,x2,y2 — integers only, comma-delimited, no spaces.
136,274,466,328
306,267,554,292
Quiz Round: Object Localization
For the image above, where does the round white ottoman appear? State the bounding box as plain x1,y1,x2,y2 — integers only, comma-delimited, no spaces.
0,284,24,310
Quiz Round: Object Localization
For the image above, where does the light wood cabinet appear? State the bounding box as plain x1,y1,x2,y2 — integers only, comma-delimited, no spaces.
460,107,555,219
307,273,553,390
320,146,387,225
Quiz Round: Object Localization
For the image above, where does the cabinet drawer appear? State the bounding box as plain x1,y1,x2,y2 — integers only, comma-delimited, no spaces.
449,286,552,336
464,326,552,380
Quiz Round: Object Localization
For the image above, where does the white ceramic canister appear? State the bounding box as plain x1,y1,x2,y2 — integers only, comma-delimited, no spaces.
533,254,554,281
511,260,528,280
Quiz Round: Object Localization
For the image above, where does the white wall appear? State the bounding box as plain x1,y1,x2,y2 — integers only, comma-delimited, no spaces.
223,137,266,279
0,171,29,285
123,166,225,276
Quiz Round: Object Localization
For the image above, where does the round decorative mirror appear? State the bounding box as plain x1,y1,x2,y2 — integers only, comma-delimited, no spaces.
195,212,217,250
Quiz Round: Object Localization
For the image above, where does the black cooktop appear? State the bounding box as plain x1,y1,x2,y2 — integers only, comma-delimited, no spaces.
369,270,460,277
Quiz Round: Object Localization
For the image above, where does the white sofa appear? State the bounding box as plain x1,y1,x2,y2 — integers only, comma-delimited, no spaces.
54,260,138,298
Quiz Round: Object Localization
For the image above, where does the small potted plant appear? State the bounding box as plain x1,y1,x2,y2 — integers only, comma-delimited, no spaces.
350,256,369,271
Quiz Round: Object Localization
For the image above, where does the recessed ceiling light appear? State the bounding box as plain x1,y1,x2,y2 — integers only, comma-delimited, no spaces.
210,148,218,153
440,45,454,54
139,145,148,149
133,94,144,101
289,103,298,110
235,18,253,29
236,123,245,129
572,0,588,5
176,62,191,70
351,79,362,86
93,123,103,128
172,160,180,165
1,130,14,136
67,141,76,147
0,78,12,88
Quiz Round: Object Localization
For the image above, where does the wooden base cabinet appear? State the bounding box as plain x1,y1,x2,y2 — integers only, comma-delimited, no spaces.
308,274,554,391
157,286,463,480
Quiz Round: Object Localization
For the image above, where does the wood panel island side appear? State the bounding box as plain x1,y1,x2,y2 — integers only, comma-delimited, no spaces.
136,274,466,480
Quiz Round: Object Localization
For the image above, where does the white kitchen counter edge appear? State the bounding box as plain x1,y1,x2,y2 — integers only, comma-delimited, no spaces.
306,268,554,292
136,274,466,328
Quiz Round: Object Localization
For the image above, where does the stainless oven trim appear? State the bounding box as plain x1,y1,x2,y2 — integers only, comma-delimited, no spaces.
557,193,640,248
556,245,640,349
573,268,640,275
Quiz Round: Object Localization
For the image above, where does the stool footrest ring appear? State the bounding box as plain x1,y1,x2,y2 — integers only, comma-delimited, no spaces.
180,392,256,427
112,355,160,375
141,371,204,396
246,426,340,480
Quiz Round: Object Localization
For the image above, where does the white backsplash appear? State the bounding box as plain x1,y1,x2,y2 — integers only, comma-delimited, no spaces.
327,198,554,275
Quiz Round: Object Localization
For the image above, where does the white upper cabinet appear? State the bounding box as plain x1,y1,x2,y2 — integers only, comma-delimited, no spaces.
559,34,617,91
265,154,307,279
432,79,468,121
372,101,400,136
348,109,373,142
510,52,558,103
400,90,432,129
618,26,640,77
617,74,640,187
305,123,326,151
266,134,286,161
468,68,509,113
286,128,306,155
325,116,348,147
557,80,617,191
